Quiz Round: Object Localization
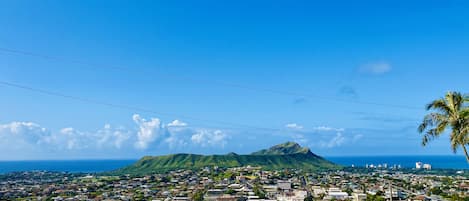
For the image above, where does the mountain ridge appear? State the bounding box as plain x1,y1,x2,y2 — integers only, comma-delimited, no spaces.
251,141,313,155
114,142,338,174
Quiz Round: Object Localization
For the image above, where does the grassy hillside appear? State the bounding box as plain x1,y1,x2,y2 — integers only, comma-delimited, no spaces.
114,142,339,174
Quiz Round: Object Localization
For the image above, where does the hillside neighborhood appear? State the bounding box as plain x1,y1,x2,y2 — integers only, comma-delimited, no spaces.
0,166,467,201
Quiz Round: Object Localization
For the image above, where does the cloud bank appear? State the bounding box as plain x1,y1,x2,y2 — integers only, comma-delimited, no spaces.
1,116,430,159
0,114,231,159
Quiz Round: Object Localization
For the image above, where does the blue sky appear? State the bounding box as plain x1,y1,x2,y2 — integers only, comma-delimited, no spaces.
0,0,469,160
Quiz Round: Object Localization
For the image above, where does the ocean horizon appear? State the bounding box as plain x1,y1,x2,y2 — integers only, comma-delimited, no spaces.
0,155,467,174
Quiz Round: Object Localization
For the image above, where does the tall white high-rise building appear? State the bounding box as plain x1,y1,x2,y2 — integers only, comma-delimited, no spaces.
415,162,423,169
423,164,432,170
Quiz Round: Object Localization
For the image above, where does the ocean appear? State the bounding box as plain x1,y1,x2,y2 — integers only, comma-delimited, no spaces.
0,156,467,174
0,160,136,174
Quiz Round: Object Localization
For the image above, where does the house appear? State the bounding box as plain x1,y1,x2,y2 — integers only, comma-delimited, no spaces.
326,188,349,200
351,193,366,201
277,181,291,191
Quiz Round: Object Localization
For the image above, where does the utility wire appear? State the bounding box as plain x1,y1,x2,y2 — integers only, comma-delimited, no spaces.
0,80,282,132
0,47,422,110
0,80,414,139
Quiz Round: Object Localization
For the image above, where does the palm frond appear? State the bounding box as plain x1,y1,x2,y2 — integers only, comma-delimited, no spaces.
435,119,448,134
459,107,469,119
420,91,469,162
422,128,440,146
418,113,446,133
426,99,451,114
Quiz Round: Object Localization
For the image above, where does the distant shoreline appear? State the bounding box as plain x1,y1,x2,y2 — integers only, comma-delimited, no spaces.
327,155,468,170
0,155,466,174
0,154,465,161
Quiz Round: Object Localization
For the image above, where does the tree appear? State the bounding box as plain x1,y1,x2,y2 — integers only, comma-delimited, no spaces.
345,188,353,196
225,188,236,195
429,187,443,196
366,194,385,201
418,91,469,162
192,190,205,201
304,195,314,201
253,185,266,199
375,190,384,196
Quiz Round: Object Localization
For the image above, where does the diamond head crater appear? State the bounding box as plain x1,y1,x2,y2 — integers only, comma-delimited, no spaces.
114,142,339,175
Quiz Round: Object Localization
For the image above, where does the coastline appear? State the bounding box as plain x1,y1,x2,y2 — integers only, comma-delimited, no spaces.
0,155,467,174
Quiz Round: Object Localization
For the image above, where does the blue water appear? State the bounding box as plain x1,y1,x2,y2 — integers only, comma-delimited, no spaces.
0,156,467,174
326,155,469,170
0,160,136,174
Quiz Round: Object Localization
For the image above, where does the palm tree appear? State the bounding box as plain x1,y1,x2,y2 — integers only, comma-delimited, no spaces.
418,91,469,163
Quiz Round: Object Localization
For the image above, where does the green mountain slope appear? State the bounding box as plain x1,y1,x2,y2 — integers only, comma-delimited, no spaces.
114,142,338,174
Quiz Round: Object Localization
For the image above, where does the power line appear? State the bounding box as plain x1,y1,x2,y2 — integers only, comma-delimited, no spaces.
0,46,421,110
0,80,281,132
1,80,418,139
0,47,128,71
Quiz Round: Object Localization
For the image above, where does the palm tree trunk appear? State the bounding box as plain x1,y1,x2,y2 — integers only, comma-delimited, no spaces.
462,144,469,163
456,126,469,163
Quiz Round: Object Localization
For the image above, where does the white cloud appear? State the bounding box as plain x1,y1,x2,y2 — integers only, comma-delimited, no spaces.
96,124,131,149
292,133,308,144
2,119,143,152
359,61,392,75
58,127,86,150
284,125,348,148
191,129,228,148
162,125,191,149
1,122,45,134
164,126,231,149
309,131,363,149
0,122,48,149
1,122,47,139
40,124,132,150
0,115,232,158
132,115,230,150
167,120,188,127
285,123,303,130
164,133,188,149
313,126,345,132
319,133,345,148
286,123,306,143
132,114,165,149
